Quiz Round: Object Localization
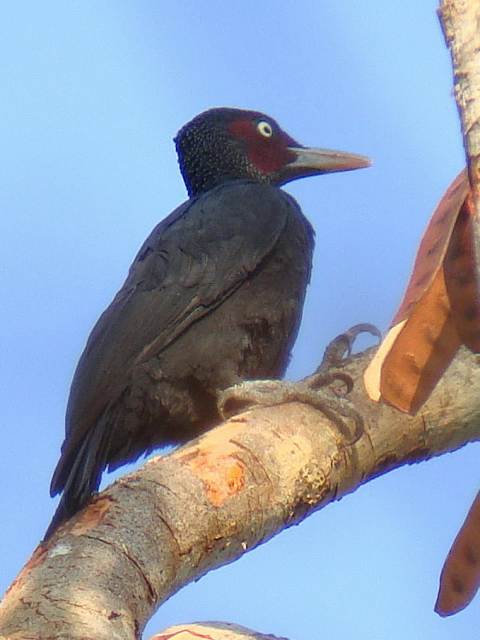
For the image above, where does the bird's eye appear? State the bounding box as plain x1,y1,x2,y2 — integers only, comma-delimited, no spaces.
256,121,273,138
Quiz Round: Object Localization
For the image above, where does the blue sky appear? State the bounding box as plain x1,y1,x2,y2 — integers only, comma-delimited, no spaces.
0,2,477,638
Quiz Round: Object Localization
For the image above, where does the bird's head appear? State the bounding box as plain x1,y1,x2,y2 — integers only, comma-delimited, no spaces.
174,107,370,197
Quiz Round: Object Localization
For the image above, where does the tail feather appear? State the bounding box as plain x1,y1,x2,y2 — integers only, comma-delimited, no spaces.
45,417,111,540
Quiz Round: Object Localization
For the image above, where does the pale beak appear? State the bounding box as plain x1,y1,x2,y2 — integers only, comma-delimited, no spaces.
278,146,371,184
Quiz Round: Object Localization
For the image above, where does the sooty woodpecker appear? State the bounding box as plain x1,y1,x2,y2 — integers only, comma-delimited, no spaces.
46,108,370,538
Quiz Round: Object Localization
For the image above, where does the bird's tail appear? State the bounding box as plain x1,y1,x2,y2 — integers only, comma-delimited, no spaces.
44,417,111,540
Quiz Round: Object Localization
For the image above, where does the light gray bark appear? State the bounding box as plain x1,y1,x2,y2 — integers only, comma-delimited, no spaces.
149,621,289,640
439,0,480,269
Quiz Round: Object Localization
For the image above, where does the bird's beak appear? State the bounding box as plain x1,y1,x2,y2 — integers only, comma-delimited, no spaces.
279,146,371,184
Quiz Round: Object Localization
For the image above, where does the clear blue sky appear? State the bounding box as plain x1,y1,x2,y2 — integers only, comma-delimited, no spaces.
1,2,477,638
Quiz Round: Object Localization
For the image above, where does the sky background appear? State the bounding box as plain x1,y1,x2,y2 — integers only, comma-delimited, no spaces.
1,1,478,638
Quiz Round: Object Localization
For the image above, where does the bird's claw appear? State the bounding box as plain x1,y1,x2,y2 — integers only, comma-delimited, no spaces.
218,373,363,446
318,322,381,371
217,324,378,443
218,379,296,419
302,370,354,394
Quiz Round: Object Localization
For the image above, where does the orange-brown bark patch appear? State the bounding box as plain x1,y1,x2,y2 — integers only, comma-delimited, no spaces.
68,495,114,536
183,448,246,507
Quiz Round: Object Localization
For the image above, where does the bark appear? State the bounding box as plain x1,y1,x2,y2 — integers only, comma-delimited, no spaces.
149,621,287,640
439,0,480,269
436,0,480,616
1,347,479,639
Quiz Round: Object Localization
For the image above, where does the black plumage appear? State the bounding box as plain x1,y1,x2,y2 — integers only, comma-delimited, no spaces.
46,108,369,538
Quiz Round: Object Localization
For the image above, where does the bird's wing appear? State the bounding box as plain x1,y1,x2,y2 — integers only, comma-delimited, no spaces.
60,181,295,455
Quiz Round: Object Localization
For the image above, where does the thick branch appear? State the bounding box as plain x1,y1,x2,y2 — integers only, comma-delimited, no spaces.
1,348,479,639
434,0,480,616
439,0,480,266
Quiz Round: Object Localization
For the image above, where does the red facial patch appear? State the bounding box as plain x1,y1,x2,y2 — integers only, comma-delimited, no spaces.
228,118,296,175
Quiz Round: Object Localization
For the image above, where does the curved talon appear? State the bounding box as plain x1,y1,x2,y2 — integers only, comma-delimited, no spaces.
320,322,382,369
297,371,363,443
322,409,361,444
218,380,283,419
292,387,364,444
346,322,382,343
304,371,354,395
331,404,364,445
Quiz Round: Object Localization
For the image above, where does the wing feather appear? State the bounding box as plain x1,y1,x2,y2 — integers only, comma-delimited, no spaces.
59,181,293,462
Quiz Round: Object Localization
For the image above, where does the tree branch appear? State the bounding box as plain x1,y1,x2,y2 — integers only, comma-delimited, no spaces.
149,621,288,640
1,348,479,639
434,0,480,616
439,0,480,272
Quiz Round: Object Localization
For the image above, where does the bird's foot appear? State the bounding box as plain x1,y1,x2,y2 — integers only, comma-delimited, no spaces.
218,370,363,445
218,323,380,444
317,322,381,371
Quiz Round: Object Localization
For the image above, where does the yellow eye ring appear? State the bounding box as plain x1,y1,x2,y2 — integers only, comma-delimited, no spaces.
257,121,273,138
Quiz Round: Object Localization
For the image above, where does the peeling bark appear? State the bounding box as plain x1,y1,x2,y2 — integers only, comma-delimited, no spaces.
1,347,479,639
